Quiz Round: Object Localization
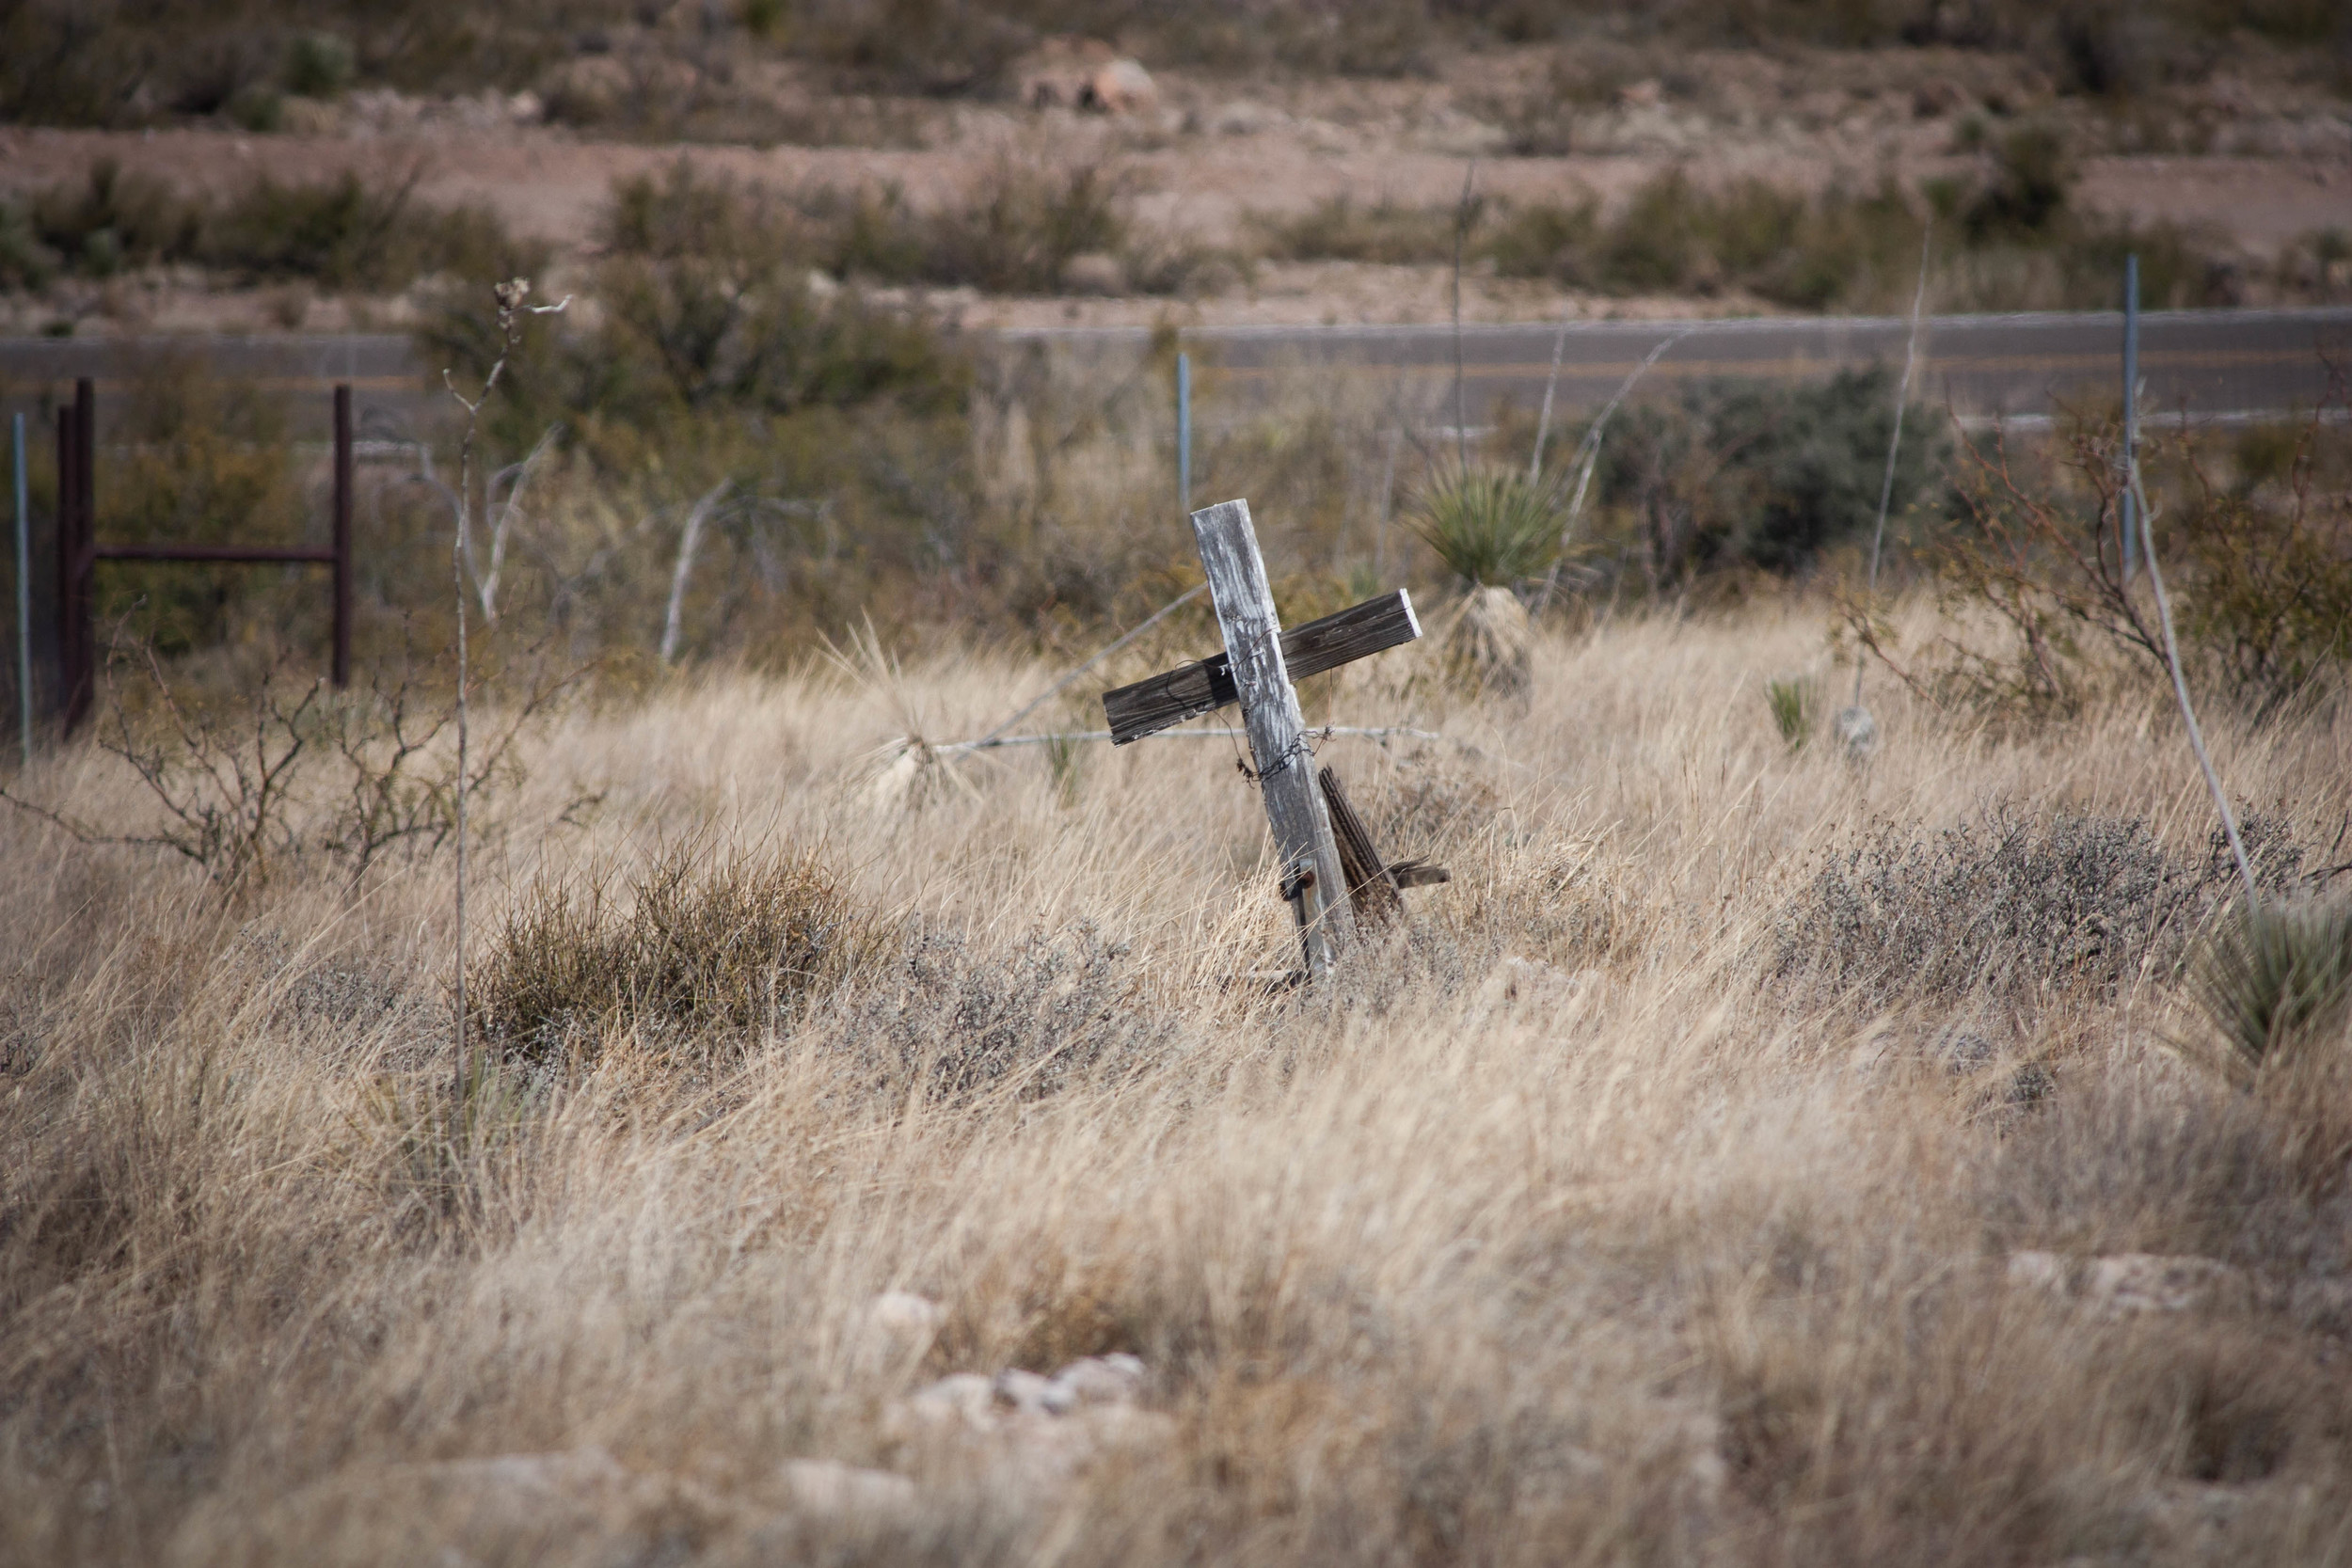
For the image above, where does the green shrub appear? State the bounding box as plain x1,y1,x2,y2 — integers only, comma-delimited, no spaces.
283,31,356,98
1259,196,1459,266
2197,902,2352,1080
6,163,536,293
1409,467,1566,587
1589,367,1947,588
201,172,537,291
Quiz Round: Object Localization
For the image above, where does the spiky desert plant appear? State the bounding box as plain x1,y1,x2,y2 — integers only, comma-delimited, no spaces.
1408,466,1565,588
2195,901,2352,1081
1766,677,1815,751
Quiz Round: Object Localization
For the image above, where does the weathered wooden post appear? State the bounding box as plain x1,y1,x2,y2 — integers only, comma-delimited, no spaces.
1190,499,1354,973
1103,499,1433,976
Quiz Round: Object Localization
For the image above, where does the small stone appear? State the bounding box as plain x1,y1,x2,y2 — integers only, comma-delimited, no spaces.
994,1368,1074,1416
2006,1249,2073,1295
1050,1354,1146,1407
1834,705,1878,761
2084,1254,2254,1316
898,1372,996,1433
777,1458,917,1525
868,1291,945,1335
1082,58,1156,115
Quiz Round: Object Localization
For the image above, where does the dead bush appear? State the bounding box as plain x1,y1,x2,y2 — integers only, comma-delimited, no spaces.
470,839,879,1061
1772,804,2309,1006
1854,395,2352,720
824,923,1173,1101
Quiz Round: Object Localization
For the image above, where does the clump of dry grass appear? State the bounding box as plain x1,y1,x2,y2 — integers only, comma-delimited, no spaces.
472,837,882,1062
6,596,2352,1567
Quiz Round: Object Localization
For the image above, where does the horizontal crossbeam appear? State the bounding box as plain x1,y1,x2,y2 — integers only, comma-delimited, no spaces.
94,543,339,565
1102,589,1420,745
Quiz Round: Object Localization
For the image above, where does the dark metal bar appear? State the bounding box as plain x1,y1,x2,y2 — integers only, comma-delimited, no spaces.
331,384,352,688
54,404,74,734
59,380,96,735
93,544,338,563
71,378,94,736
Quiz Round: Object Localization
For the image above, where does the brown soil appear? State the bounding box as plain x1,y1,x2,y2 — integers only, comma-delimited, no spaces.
2,40,2345,336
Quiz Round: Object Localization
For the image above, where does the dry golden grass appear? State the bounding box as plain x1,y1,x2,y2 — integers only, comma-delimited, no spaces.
6,596,2352,1566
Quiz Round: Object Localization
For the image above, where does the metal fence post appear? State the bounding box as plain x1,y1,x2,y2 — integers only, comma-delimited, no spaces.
1176,350,1192,518
333,384,353,688
2122,252,2139,581
12,413,27,768
65,377,95,735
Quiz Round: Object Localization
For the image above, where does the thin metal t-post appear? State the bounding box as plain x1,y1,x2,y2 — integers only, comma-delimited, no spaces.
2122,252,2139,581
1176,351,1192,517
12,413,28,768
332,384,353,688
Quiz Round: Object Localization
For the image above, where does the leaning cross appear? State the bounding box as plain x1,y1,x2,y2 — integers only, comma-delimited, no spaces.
1102,499,1422,975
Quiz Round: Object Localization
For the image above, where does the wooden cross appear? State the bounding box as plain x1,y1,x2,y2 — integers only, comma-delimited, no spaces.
1102,499,1424,975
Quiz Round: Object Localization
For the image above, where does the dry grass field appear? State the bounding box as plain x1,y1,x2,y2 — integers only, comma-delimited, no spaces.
6,595,2351,1566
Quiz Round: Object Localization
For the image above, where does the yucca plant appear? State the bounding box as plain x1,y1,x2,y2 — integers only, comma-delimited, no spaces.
1766,676,1815,751
2195,901,2352,1080
1408,466,1565,587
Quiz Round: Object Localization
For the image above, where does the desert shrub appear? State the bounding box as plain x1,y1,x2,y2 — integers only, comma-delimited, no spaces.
199,172,535,291
1408,467,1565,587
282,31,356,98
24,159,200,277
2,163,536,293
1773,803,2308,1006
1259,197,1460,266
1865,402,2352,719
824,923,1171,1101
1960,124,2074,243
907,162,1126,295
471,841,878,1060
1,630,569,896
1586,367,1947,589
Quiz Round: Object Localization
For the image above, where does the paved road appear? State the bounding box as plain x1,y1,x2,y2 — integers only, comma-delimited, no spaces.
5,308,2347,437
1012,307,2352,426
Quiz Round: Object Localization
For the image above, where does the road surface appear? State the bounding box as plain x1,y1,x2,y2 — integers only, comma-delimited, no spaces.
3,308,2346,438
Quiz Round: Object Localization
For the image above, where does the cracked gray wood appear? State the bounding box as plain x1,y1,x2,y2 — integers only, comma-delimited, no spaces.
1102,591,1421,746
1189,499,1356,974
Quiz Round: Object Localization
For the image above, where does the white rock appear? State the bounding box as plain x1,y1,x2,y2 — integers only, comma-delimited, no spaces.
2085,1254,2255,1316
993,1367,1074,1416
1084,58,1156,115
777,1458,918,1524
1050,1353,1146,1408
2006,1250,2255,1316
868,1291,945,1335
898,1372,997,1433
2005,1249,2072,1294
1834,704,1878,761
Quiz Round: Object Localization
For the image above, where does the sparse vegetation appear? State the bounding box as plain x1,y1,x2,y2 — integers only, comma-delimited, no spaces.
1854,396,2352,720
9,598,2352,1565
0,161,539,293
